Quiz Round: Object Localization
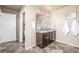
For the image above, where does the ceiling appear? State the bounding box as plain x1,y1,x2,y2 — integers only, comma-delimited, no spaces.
1,5,66,12
35,5,66,13
1,5,23,11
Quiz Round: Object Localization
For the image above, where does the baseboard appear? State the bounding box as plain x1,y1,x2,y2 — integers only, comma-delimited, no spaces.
0,41,16,44
56,40,79,48
25,44,36,49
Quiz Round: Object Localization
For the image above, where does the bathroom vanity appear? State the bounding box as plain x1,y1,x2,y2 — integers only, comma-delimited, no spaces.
36,13,56,48
36,29,56,48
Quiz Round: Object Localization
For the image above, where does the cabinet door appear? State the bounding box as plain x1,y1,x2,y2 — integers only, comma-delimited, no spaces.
53,31,56,40
50,31,56,41
36,33,42,44
43,32,50,46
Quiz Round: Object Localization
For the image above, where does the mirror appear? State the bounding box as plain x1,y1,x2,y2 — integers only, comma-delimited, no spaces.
36,13,50,31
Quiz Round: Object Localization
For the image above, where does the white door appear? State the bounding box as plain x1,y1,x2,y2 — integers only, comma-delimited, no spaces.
0,13,16,43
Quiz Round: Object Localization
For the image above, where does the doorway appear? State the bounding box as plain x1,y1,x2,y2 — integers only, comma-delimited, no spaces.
22,12,25,48
0,13,16,43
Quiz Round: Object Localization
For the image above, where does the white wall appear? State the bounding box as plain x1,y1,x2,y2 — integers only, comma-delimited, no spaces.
51,6,79,47
19,6,37,49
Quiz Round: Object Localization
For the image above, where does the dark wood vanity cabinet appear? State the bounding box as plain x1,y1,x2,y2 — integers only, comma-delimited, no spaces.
50,31,56,43
36,31,56,48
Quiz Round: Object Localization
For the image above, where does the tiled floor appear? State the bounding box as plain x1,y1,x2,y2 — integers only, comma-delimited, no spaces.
0,41,79,53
